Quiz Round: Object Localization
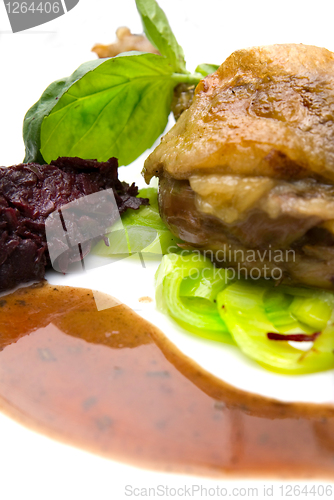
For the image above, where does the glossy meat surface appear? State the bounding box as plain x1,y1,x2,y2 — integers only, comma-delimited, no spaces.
144,44,334,183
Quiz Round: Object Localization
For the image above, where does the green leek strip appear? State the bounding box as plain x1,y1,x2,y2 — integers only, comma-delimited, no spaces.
217,281,334,374
156,254,233,343
289,296,332,331
92,188,182,257
276,284,334,331
263,289,301,333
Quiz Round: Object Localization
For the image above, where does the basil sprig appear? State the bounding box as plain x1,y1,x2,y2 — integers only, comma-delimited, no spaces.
40,52,181,166
135,0,187,73
23,0,219,165
23,59,105,164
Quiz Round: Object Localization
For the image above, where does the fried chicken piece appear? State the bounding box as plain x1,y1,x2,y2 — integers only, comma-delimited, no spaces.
144,44,334,183
144,44,334,288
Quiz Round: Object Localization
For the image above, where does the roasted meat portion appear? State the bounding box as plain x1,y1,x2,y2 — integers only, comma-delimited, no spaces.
144,44,334,288
0,157,148,292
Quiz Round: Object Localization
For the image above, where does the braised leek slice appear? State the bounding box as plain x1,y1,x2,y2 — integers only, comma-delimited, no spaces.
156,251,334,374
156,254,233,342
217,281,334,374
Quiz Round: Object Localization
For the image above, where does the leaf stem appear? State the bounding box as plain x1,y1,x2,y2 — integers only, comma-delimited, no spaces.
171,72,203,85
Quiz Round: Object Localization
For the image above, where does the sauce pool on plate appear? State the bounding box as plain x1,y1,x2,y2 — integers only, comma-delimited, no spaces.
0,282,333,478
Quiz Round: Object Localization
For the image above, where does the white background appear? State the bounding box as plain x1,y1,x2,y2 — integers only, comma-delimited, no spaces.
0,1,334,498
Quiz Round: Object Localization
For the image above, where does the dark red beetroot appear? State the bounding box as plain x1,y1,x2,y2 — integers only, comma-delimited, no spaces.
0,157,148,292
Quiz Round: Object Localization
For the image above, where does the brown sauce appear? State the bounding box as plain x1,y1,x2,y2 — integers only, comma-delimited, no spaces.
0,282,333,478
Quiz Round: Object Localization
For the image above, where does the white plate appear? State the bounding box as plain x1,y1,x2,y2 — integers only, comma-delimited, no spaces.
1,1,334,498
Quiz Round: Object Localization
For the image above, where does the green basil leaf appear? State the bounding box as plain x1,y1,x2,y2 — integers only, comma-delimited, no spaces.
195,63,220,77
23,59,105,163
135,0,187,74
39,52,176,166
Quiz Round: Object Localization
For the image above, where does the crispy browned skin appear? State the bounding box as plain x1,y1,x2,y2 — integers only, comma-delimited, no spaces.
144,44,334,183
